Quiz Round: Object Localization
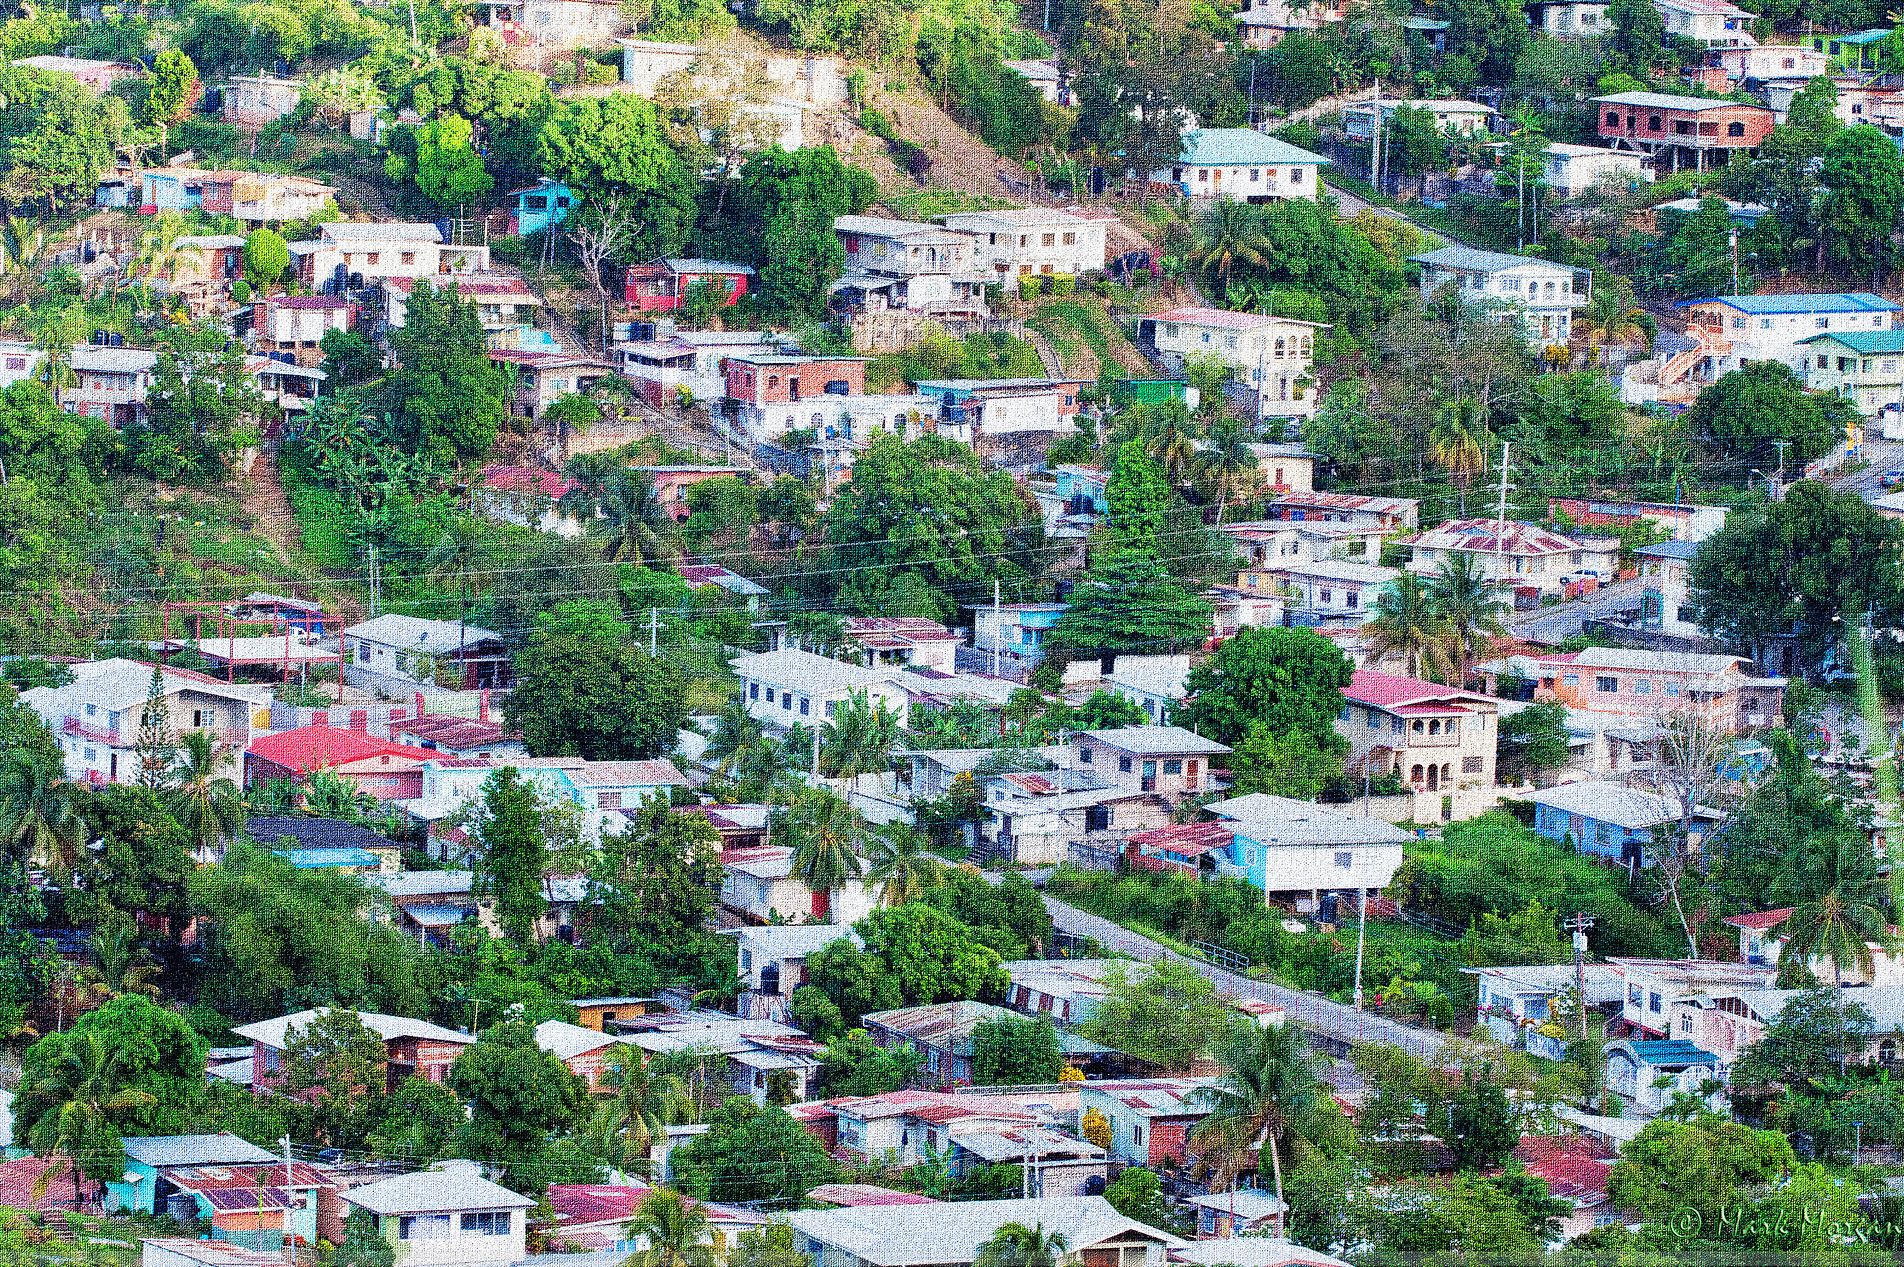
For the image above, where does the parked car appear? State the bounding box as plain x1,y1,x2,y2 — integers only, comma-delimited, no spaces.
1881,469,1904,489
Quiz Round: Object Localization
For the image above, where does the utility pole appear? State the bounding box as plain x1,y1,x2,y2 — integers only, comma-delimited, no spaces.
1493,440,1511,575
991,578,1002,677
1729,227,1740,296
1772,437,1789,490
1564,911,1595,1040
1352,883,1369,1012
648,607,660,656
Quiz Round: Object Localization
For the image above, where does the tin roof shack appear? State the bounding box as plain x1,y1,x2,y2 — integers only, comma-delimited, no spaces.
862,1000,1123,1083
788,1195,1182,1267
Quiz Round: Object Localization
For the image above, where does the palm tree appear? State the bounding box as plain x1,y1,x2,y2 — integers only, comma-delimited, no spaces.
590,471,674,566
1427,553,1509,685
1427,396,1491,494
557,450,621,520
778,789,865,920
1144,407,1202,486
626,1188,718,1267
863,825,945,906
1363,573,1454,681
426,516,488,680
0,750,84,874
973,1222,1070,1267
704,697,765,776
1189,1020,1323,1216
0,214,49,304
1777,835,1895,992
31,307,85,394
1580,276,1649,366
820,690,902,791
91,916,162,999
167,730,246,862
23,1028,156,1208
1190,199,1271,294
1196,419,1264,525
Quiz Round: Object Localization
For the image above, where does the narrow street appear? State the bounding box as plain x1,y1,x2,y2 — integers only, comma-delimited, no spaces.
1039,893,1455,1067
1323,179,1452,247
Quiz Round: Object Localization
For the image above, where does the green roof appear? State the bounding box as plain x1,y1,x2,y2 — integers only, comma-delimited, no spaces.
1795,329,1904,354
1179,128,1329,168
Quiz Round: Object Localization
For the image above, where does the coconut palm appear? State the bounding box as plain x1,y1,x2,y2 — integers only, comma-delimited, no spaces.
91,915,162,999
1427,395,1491,492
1580,276,1650,366
1777,834,1895,991
1196,418,1264,525
1189,1019,1323,1214
167,730,246,861
704,697,765,776
1364,573,1455,681
973,1223,1070,1267
625,1188,718,1267
426,516,488,678
0,750,84,873
589,471,674,566
1427,553,1509,684
23,1028,156,1208
0,214,50,303
31,307,86,394
1143,407,1202,485
820,690,902,790
1190,199,1272,293
863,825,945,906
777,789,864,920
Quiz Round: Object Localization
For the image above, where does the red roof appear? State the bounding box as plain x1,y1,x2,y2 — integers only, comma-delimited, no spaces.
1722,908,1794,931
548,1182,654,1226
482,464,577,500
1345,669,1487,710
806,1183,941,1207
248,725,438,773
266,294,348,310
1129,821,1236,856
0,1157,101,1212
1510,1136,1613,1205
396,714,517,750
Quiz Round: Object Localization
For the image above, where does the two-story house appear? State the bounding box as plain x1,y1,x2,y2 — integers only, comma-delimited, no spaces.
63,343,157,425
1237,558,1398,627
1633,539,1703,638
247,295,351,367
1343,98,1495,139
1654,0,1755,46
720,843,881,924
342,614,514,692
729,647,910,731
1404,519,1620,596
970,602,1069,664
1724,908,1904,987
1410,246,1591,347
1799,327,1904,417
731,923,858,1020
1136,306,1328,422
1074,726,1230,797
340,1161,533,1267
981,765,1169,864
942,207,1110,281
1234,0,1349,44
386,275,542,333
231,1008,475,1093
913,377,1085,442
724,353,868,441
832,215,990,323
1469,963,1625,1055
1593,91,1775,169
290,222,489,290
1150,128,1329,203
1679,291,1899,381
1163,792,1410,912
1504,646,1784,732
1337,670,1500,821
1223,519,1385,569
1608,957,1779,1038
1075,1079,1218,1168
1264,490,1419,532
244,726,439,802
23,658,268,793
517,757,690,840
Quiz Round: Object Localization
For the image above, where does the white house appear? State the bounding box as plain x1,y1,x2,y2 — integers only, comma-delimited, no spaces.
731,923,858,1019
832,215,990,318
1724,908,1904,987
721,844,880,925
1342,98,1495,140
1203,792,1409,908
1151,128,1328,203
1712,43,1829,81
788,1197,1183,1267
1798,327,1904,418
1404,519,1620,596
941,208,1109,281
1678,292,1900,378
1542,144,1651,198
1528,0,1607,35
341,614,512,693
290,221,489,290
729,647,910,730
1411,246,1591,347
1654,0,1755,47
1235,0,1349,45
1603,1039,1727,1116
1634,539,1703,638
1237,558,1398,627
341,1161,532,1267
24,659,269,789
1136,307,1327,422
1469,962,1625,1054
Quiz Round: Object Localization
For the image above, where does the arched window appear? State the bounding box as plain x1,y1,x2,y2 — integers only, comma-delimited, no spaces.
1727,121,1745,137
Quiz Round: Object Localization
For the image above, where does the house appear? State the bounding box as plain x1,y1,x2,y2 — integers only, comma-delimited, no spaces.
1186,1188,1287,1239
105,1134,280,1217
942,208,1109,281
546,1181,769,1254
1603,1039,1725,1116
141,1160,329,1249
365,868,480,942
223,73,301,125
1250,443,1316,495
1501,647,1784,731
730,647,910,731
624,257,754,311
23,658,269,791
788,1196,1182,1267
571,996,668,1031
1234,0,1349,44
1075,1078,1218,1168
534,1019,626,1087
290,222,489,290
1264,490,1419,532
724,353,868,441
1342,98,1495,139
1709,42,1829,82
12,53,138,91
1542,144,1651,198
981,765,1169,864
861,1001,1116,1085
842,617,962,671
1171,1242,1349,1267
970,602,1069,664
721,843,881,924
1002,57,1066,102
913,378,1086,440
804,1090,1098,1190
139,168,335,223
488,348,619,421
1807,26,1893,67
144,1241,329,1267
615,1012,825,1102
0,338,40,387
341,1160,533,1267
1136,307,1326,422
639,465,752,520
390,715,522,760
617,330,784,406
1075,726,1229,798
1197,793,1410,911
1150,128,1328,203
507,177,574,236
1653,0,1755,46
833,215,987,317
247,815,403,870
1593,91,1775,169
1002,958,1134,1026
1404,519,1619,597
1526,0,1605,34
1109,655,1192,724
1409,247,1591,348
1548,497,1727,542
476,464,584,537
243,726,439,800
0,1156,100,1213
1527,779,1721,867
233,1008,475,1093
731,923,857,1019
518,757,690,840
386,275,542,332
1468,963,1626,1056
1679,292,1899,379
677,563,770,606
1238,559,1398,628
1508,1137,1623,1240
474,0,625,47
62,343,157,425
1799,328,1904,418
248,353,326,414
342,614,513,692
1725,908,1904,987
1610,957,1779,1038
1223,520,1386,569
248,295,351,367
1336,670,1500,821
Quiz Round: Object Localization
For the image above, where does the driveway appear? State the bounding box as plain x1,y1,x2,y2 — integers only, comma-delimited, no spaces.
1323,180,1451,247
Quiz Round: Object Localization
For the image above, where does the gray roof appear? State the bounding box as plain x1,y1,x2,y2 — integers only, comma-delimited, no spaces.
365,869,475,898
1635,539,1700,561
322,221,442,242
344,613,502,653
1205,794,1412,847
343,1161,533,1215
1184,1189,1288,1218
1412,245,1572,275
727,922,859,961
69,345,157,373
1524,779,1689,829
1082,725,1230,756
1171,1240,1351,1267
787,1197,1182,1267
1466,962,1625,1005
231,1007,473,1051
729,647,901,694
1594,89,1749,112
535,1019,626,1062
123,1134,277,1168
22,657,267,717
1567,646,1752,676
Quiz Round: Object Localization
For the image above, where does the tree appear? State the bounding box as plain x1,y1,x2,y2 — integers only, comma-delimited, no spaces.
1428,553,1509,682
1364,573,1455,682
17,994,208,1144
1607,0,1665,71
1775,833,1894,990
1228,724,1341,800
1658,197,1737,298
477,768,548,944
1082,960,1227,1071
1102,1167,1174,1227
1690,480,1904,670
1177,626,1355,749
504,601,688,759
1196,419,1264,525
777,789,865,919
1606,1114,1794,1229
973,1224,1069,1267
143,49,198,127
534,95,695,257
1686,362,1855,479
971,1015,1063,1086
283,1009,388,1150
243,228,289,289
672,1098,838,1204
450,1022,589,1194
1445,1064,1520,1171
815,1028,924,1096
0,749,83,873
587,800,722,960
1189,1019,1324,1214
0,74,127,214
1191,200,1271,293
1047,549,1214,658
588,472,673,566
127,324,261,482
386,282,509,463
1496,701,1570,784
728,1223,810,1267
20,1028,154,1208
1819,124,1904,277
368,1076,465,1164
331,1207,397,1267
1104,438,1171,548
166,730,244,861
1731,987,1872,1093
821,691,902,787
862,827,944,907
625,1188,718,1267
1383,106,1449,182
804,903,1007,1025
756,204,844,323
412,113,493,207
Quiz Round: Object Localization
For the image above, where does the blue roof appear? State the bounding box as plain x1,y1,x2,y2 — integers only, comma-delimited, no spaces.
1681,292,1900,315
405,903,473,927
1179,128,1329,167
274,846,380,869
1635,539,1699,560
1624,1039,1719,1065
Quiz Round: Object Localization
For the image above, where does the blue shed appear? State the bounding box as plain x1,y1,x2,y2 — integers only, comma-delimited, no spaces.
1526,778,1721,868
508,177,575,236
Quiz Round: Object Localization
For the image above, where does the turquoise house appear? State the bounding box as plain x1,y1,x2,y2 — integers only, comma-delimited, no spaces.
1052,464,1109,515
111,1135,326,1250
507,177,575,236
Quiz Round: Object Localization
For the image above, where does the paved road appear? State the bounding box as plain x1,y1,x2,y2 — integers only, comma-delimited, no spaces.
1504,576,1646,646
1831,437,1904,501
1324,180,1451,246
1040,893,1454,1066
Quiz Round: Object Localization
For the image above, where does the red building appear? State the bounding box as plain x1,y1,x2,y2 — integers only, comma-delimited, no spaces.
243,725,438,800
623,258,755,311
1594,90,1773,170
723,355,866,407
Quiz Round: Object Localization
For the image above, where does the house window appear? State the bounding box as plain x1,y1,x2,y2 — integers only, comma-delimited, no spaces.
825,701,838,718
1633,680,1651,695
1627,985,1642,1006
1119,756,1132,773
1727,121,1745,136
800,698,810,716
749,683,759,700
1079,748,1093,763
599,792,622,809
1595,675,1617,693
399,1215,452,1240
462,1212,510,1236
1333,850,1353,868
1163,759,1182,775
400,251,417,265
1649,991,1662,1013
764,687,776,704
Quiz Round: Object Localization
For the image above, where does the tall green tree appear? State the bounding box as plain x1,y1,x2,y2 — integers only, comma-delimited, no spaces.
820,691,902,787
1427,553,1509,681
1819,124,1904,278
1774,833,1894,990
21,1029,154,1208
586,799,723,961
504,601,688,759
409,113,494,207
776,789,865,919
1365,573,1454,682
973,1224,1069,1267
386,282,509,463
1177,626,1355,748
672,1098,838,1205
971,1015,1063,1085
1189,1019,1324,1212
0,748,82,873
126,324,261,482
477,768,548,944
16,994,208,1143
1047,549,1214,658
449,1021,589,1194
1082,960,1228,1071
282,1008,389,1150
1104,437,1172,548
626,1188,719,1267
